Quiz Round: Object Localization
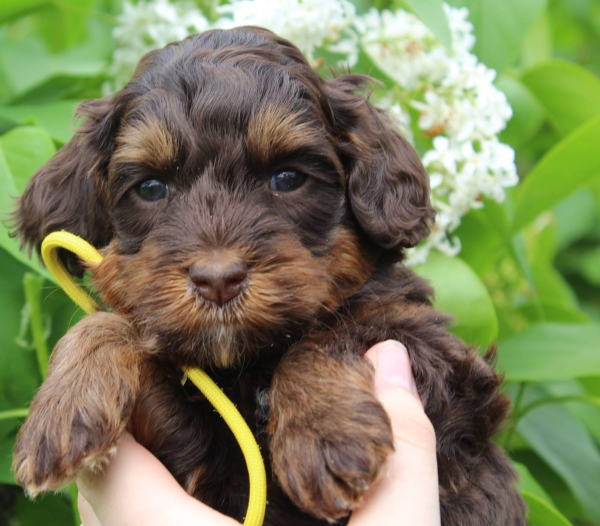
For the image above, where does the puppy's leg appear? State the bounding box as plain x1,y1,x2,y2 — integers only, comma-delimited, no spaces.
13,312,142,496
268,339,393,521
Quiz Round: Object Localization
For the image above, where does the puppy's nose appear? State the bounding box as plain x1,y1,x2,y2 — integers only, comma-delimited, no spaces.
189,256,247,306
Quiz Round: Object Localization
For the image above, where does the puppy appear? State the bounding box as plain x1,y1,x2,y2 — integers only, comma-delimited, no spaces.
12,27,526,525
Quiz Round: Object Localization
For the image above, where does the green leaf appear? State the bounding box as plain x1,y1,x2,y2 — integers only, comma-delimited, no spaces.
36,0,96,53
446,0,547,72
0,251,42,413
13,493,73,526
496,74,546,149
497,323,600,382
0,126,56,193
520,10,552,68
543,379,600,446
513,461,555,505
0,101,80,144
0,34,106,101
0,144,49,276
413,252,498,347
396,0,452,49
520,59,600,137
513,116,600,231
524,218,586,322
0,0,50,23
518,384,600,523
564,247,600,287
522,491,574,526
0,432,17,484
553,189,598,251
453,198,511,277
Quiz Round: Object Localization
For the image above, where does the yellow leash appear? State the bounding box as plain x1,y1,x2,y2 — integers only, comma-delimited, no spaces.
41,231,267,526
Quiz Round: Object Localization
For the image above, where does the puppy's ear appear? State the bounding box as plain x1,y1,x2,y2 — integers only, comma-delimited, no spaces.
12,98,118,265
328,75,435,250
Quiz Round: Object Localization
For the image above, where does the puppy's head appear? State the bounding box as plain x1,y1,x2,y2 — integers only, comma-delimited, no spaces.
14,27,434,367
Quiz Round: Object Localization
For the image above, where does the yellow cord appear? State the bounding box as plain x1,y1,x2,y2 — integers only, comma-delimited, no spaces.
40,231,267,526
184,368,267,526
41,232,103,315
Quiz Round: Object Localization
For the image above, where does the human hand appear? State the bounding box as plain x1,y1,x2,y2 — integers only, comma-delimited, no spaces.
349,340,440,525
77,340,440,526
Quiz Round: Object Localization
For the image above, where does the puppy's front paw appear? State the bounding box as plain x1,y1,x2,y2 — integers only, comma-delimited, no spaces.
12,312,140,497
13,403,123,497
271,399,393,521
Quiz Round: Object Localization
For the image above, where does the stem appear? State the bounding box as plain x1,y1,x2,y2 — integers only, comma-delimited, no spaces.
500,381,527,451
23,274,49,380
69,482,81,526
510,236,545,321
515,394,600,423
0,408,29,421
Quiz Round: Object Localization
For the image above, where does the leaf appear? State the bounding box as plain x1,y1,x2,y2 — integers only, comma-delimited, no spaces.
525,218,585,319
544,379,600,446
0,251,42,413
497,323,600,382
520,9,552,68
0,432,17,484
553,189,598,251
13,493,73,526
0,126,56,193
446,0,547,72
0,144,49,276
522,491,574,526
0,0,50,23
513,461,555,505
518,384,600,523
520,59,600,137
0,100,80,143
36,0,96,53
565,247,600,287
396,0,452,49
453,198,511,277
513,116,600,231
496,74,546,149
0,34,106,101
413,252,498,347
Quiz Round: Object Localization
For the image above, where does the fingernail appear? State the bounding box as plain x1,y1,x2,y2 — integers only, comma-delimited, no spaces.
377,340,414,393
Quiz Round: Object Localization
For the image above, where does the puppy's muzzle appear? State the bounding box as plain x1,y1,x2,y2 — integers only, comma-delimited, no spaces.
189,251,248,306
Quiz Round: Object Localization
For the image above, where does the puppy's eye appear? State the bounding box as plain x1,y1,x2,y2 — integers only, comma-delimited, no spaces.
137,179,170,201
269,171,307,193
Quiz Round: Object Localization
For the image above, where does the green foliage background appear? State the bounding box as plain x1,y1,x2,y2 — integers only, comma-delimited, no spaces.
1,0,600,524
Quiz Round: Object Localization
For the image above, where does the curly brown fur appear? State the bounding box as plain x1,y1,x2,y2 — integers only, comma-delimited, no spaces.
12,27,526,525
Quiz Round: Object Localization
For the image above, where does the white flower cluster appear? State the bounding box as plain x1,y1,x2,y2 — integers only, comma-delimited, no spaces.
354,6,517,264
108,0,208,91
108,0,517,264
215,0,356,63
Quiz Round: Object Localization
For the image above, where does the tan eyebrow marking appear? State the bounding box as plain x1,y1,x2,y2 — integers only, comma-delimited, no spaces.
246,106,325,164
114,118,178,170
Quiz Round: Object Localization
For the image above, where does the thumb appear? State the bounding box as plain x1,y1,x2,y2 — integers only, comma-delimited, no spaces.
350,340,440,526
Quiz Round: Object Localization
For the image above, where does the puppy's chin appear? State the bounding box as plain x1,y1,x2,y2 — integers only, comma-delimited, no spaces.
186,323,241,369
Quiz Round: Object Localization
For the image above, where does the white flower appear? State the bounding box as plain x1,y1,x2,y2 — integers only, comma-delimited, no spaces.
355,4,517,263
215,0,356,63
107,0,209,91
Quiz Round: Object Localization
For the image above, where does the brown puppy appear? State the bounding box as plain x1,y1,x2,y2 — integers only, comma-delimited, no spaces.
12,27,526,525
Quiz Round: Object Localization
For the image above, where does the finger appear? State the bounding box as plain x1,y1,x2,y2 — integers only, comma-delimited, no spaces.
351,340,440,525
78,493,102,526
77,432,239,526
